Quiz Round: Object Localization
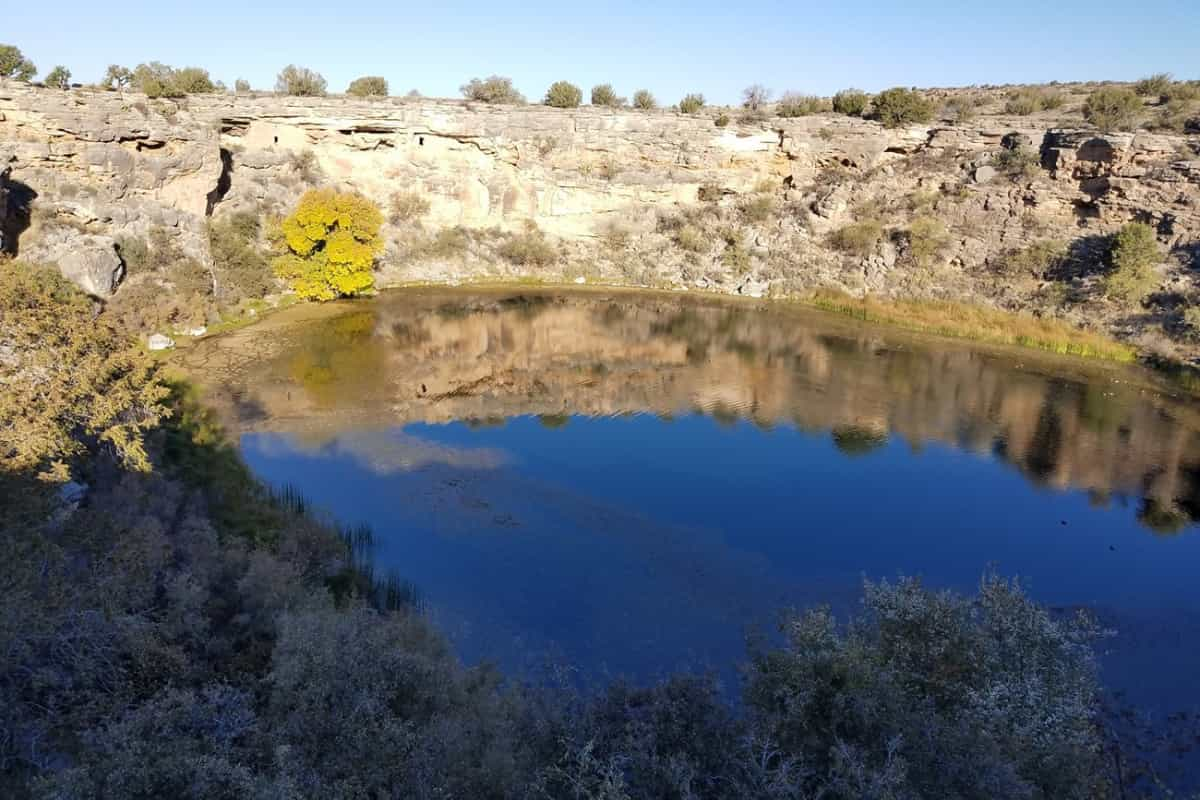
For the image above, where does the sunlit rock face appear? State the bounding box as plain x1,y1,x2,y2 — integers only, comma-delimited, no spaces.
2,82,1198,341
181,289,1200,534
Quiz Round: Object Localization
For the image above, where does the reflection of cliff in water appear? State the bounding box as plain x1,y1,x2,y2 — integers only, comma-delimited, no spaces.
185,289,1200,533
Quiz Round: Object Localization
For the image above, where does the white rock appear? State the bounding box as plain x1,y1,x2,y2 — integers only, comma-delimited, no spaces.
147,333,175,351
573,276,586,284
183,326,207,337
973,165,997,184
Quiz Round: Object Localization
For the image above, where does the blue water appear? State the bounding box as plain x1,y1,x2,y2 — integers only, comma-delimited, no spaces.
199,289,1200,712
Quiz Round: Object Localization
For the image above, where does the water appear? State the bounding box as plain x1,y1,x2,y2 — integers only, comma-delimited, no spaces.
185,289,1200,710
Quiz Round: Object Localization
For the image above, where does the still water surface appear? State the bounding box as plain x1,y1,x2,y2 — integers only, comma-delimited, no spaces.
185,289,1200,710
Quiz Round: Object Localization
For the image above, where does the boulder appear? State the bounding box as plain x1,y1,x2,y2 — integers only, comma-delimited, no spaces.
58,238,125,297
973,165,997,184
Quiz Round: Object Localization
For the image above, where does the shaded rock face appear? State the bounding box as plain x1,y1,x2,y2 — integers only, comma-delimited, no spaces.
56,237,124,297
1,81,1198,344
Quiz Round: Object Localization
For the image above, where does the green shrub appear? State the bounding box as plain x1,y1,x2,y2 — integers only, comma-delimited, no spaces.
777,92,825,117
544,80,582,108
869,87,935,127
993,146,1042,180
131,62,216,97
679,93,705,114
1005,88,1043,115
675,224,709,253
1040,89,1067,110
1185,305,1200,335
632,89,656,110
102,64,132,90
1001,239,1068,277
347,75,388,97
234,78,250,93
907,216,948,266
739,193,775,223
0,43,36,81
1084,87,1142,131
497,225,557,266
1105,222,1159,304
1134,73,1173,97
742,84,770,111
590,83,623,107
832,88,869,116
44,65,71,90
459,75,525,104
275,64,327,96
714,111,730,127
389,190,430,223
943,95,978,123
207,212,273,302
830,220,883,255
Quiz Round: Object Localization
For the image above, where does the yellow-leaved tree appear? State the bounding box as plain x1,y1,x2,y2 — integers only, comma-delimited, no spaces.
273,189,383,301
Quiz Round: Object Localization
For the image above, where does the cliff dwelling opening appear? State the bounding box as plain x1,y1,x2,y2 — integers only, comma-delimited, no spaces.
205,148,234,216
419,136,425,146
273,136,278,144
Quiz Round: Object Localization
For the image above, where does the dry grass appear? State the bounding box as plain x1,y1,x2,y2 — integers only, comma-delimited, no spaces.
807,289,1136,362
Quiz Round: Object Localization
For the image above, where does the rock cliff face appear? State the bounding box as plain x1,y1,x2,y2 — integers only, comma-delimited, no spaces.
2,81,1198,355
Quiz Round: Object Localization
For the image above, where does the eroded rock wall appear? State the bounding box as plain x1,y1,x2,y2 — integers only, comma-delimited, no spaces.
1,81,1198,352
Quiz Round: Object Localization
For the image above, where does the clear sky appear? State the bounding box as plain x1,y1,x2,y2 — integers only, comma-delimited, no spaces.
5,1,1198,104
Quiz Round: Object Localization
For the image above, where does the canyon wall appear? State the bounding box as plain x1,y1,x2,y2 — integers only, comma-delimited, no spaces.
1,81,1198,355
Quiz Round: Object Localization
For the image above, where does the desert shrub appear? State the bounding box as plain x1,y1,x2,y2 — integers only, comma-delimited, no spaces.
1083,87,1142,131
632,89,656,110
1135,73,1173,97
591,83,623,107
275,64,327,96
906,216,948,266
1185,305,1200,336
207,211,273,302
830,219,883,256
993,145,1042,180
460,75,524,104
421,226,471,259
675,225,709,253
288,149,323,184
173,67,216,94
0,261,168,480
272,189,383,301
777,92,825,117
746,574,1105,799
389,190,430,223
678,93,705,114
600,222,631,251
1105,221,1160,304
0,44,36,81
832,88,870,116
714,112,730,127
943,94,982,123
44,65,71,90
742,84,770,111
234,78,250,93
869,87,935,127
1040,88,1066,109
1005,88,1043,115
497,225,556,266
740,193,775,223
347,75,388,97
102,64,133,90
1151,97,1200,132
698,182,723,202
1002,239,1068,278
544,80,582,108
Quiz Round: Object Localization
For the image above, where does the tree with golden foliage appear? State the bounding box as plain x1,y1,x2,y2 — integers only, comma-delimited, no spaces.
272,189,384,301
0,260,168,481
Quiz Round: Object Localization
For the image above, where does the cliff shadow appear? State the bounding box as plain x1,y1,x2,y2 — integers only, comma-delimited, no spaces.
0,177,37,257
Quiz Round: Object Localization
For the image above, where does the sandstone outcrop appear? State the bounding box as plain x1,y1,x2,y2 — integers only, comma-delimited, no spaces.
1,81,1198,357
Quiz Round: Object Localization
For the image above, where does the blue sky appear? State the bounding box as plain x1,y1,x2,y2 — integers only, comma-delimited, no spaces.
6,1,1198,104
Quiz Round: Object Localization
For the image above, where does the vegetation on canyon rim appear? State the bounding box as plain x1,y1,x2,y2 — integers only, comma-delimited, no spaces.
2,261,1188,798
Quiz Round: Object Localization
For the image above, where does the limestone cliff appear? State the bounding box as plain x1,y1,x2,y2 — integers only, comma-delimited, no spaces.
1,81,1198,357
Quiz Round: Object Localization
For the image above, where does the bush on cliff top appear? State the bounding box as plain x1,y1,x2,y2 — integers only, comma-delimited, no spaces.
632,89,656,110
272,189,383,301
276,64,327,97
460,75,525,104
0,43,36,81
1084,87,1143,131
591,83,624,107
44,66,71,90
544,80,582,108
869,87,935,127
678,93,705,114
832,88,870,116
131,62,217,98
347,75,388,97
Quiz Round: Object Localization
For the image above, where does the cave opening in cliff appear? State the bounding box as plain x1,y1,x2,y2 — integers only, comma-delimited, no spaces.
204,148,234,216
